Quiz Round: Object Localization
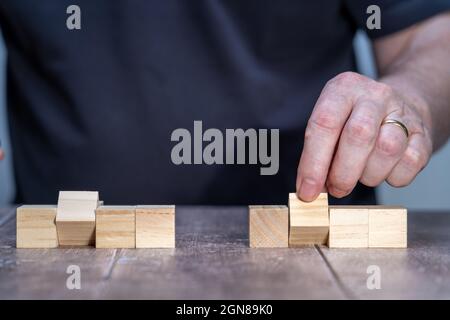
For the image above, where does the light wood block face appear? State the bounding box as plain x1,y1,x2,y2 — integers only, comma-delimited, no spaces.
55,221,96,246
289,193,329,246
96,206,136,248
16,205,58,248
329,206,369,248
56,191,99,246
369,206,407,248
57,191,99,221
249,206,288,248
136,206,175,248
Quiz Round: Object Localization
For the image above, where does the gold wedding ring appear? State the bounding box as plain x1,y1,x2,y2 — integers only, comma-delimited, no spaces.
382,119,409,138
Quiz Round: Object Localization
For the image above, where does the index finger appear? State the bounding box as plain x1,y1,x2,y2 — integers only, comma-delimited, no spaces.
296,80,356,202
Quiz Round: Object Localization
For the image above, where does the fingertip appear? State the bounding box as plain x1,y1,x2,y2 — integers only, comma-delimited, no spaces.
327,184,350,199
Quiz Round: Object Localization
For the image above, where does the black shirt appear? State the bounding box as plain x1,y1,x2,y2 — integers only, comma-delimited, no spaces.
0,0,449,205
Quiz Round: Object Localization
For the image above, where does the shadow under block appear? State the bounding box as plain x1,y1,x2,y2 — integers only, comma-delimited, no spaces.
136,206,175,248
329,206,369,248
96,206,136,248
56,191,99,247
368,206,407,248
249,205,288,248
288,193,329,246
16,205,58,248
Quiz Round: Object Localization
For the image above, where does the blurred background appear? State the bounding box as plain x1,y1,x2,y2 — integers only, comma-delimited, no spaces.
0,30,449,209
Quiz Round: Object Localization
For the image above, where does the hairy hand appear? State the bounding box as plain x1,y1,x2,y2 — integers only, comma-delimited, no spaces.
296,72,433,201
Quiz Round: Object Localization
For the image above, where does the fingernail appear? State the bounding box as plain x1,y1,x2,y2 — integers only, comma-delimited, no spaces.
298,178,318,201
330,185,349,198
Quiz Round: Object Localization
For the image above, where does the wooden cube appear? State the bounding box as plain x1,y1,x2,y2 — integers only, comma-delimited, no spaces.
16,205,58,248
289,192,329,246
329,206,369,248
96,206,136,248
369,206,407,248
56,191,99,246
249,205,288,248
136,206,175,248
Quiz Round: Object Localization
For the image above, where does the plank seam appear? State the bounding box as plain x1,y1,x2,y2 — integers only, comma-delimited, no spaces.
102,249,121,280
315,245,358,300
0,208,15,227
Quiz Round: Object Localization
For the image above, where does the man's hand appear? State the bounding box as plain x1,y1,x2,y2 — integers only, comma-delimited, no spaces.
296,12,450,202
296,71,433,202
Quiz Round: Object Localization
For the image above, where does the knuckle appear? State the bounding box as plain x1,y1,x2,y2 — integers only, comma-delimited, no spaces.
376,135,405,157
307,111,341,135
372,82,394,98
345,117,377,145
402,147,428,172
332,71,362,86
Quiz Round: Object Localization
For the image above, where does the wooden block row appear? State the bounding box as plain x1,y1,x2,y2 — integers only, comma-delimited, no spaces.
328,206,407,248
16,194,175,248
95,205,175,248
249,193,407,248
16,191,405,249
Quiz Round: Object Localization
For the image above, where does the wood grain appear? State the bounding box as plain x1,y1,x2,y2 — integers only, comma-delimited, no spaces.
368,206,407,248
136,205,175,248
1,207,450,299
289,193,329,246
16,205,58,248
96,206,136,249
98,207,343,299
249,205,288,248
56,191,99,246
56,191,99,221
56,221,96,247
329,206,369,248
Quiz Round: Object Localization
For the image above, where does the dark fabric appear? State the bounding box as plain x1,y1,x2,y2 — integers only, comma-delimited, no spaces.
0,1,448,205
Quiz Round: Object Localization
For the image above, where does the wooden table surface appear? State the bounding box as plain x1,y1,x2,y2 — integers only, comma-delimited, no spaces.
0,206,449,299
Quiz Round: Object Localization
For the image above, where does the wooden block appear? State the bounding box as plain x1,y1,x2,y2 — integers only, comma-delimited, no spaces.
136,206,175,248
288,193,329,246
95,206,136,248
56,191,99,246
16,205,58,248
369,206,407,248
249,205,288,248
329,206,369,248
